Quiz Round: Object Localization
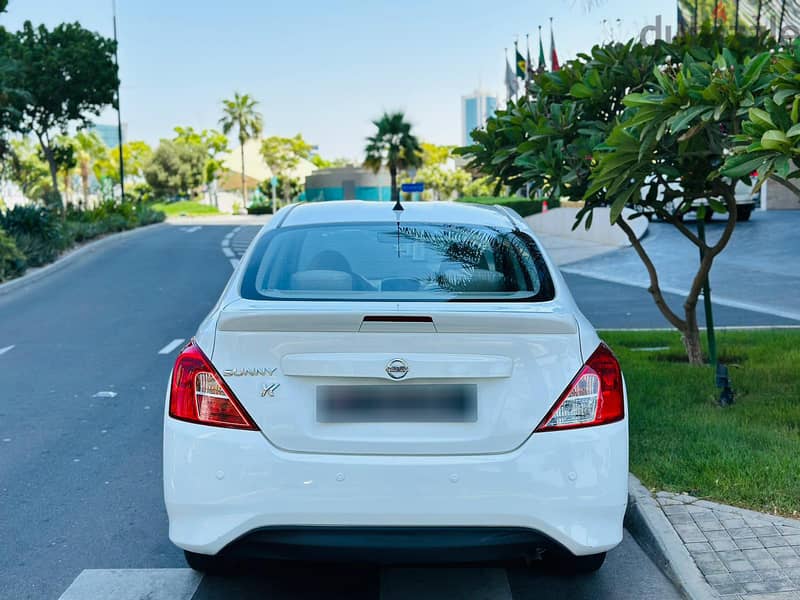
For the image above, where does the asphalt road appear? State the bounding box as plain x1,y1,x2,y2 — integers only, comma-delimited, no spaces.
0,223,681,600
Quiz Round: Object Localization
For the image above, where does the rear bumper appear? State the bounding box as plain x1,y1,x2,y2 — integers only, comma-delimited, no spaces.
164,419,628,558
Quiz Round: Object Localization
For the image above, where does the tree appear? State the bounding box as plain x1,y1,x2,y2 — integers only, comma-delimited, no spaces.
260,134,314,205
364,112,422,203
421,142,454,166
6,21,118,208
72,131,106,206
94,140,153,186
458,34,772,364
173,126,229,184
143,140,206,199
219,92,263,206
6,137,52,201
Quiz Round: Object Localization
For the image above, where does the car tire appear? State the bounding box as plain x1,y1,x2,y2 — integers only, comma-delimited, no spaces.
545,550,607,574
736,205,753,221
183,550,232,575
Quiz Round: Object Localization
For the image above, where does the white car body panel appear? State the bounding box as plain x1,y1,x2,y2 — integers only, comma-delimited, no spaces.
164,201,628,559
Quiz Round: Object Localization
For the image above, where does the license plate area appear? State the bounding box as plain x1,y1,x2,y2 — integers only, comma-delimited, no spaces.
316,384,477,423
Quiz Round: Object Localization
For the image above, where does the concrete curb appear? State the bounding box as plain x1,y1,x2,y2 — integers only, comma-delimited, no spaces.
0,222,166,298
625,474,718,600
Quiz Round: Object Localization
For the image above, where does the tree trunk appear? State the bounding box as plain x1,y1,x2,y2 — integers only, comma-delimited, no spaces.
390,165,398,202
681,311,704,365
240,143,247,210
81,162,90,208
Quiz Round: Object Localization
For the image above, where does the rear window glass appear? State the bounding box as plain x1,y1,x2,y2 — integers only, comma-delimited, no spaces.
241,222,554,302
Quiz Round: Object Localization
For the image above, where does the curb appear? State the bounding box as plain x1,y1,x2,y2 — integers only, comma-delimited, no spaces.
0,222,166,298
625,474,718,600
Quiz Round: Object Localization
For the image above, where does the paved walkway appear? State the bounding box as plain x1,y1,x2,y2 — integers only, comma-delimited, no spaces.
657,492,800,599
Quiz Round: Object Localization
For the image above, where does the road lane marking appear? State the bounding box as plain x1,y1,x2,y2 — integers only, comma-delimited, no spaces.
58,569,202,600
93,391,118,398
229,258,240,269
222,247,234,258
158,338,186,355
181,226,202,233
0,345,14,356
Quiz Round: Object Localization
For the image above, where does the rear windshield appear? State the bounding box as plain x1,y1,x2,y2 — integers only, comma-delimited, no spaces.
241,221,555,302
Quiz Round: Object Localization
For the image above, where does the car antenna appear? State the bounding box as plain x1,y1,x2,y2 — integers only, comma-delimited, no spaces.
393,197,403,257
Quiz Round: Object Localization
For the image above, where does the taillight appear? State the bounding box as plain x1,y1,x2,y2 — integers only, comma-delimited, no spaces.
535,343,624,432
169,340,258,430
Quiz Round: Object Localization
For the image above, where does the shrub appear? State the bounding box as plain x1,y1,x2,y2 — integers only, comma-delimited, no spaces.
247,202,273,215
457,196,560,218
0,228,26,282
0,205,65,266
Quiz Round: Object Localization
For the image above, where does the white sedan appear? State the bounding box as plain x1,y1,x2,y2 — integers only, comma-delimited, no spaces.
163,200,628,574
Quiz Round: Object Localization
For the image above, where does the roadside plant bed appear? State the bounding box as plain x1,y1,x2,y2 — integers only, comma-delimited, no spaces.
0,202,165,283
151,200,221,217
246,202,273,215
602,329,800,517
456,196,560,218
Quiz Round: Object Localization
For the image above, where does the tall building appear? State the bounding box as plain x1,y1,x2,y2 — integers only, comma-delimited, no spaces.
461,91,498,146
90,123,127,148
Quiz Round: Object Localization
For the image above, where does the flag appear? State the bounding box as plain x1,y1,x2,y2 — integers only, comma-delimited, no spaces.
505,51,519,100
526,36,535,83
515,42,526,79
550,19,560,72
538,26,546,73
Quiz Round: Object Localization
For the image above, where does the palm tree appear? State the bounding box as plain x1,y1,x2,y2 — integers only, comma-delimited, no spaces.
219,92,263,207
73,131,105,207
364,112,422,203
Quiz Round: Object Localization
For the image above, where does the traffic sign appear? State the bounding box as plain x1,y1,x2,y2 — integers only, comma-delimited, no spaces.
401,182,424,193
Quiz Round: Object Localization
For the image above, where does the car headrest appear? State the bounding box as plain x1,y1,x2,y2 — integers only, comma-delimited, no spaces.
290,270,353,291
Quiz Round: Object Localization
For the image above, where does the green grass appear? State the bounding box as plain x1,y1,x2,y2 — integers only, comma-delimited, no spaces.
456,196,559,218
150,201,220,217
601,329,800,517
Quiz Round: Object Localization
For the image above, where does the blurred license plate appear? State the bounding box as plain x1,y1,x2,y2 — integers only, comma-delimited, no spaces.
317,384,477,423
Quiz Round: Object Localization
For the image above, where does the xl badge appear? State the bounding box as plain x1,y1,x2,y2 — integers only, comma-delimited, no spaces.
385,359,409,380
261,383,280,398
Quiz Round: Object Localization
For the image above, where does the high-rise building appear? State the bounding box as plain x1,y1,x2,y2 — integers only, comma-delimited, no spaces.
461,92,498,146
90,123,127,148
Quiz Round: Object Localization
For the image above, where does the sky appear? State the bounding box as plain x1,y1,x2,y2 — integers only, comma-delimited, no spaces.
3,0,676,159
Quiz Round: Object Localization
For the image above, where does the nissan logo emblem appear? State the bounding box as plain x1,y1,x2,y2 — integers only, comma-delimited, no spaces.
385,359,409,380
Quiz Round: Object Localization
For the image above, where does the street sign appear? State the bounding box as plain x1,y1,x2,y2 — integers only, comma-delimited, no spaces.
270,176,278,189
401,182,424,193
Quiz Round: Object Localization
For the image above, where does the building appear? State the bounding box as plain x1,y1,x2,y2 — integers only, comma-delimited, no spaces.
461,91,498,146
91,123,127,148
305,167,391,201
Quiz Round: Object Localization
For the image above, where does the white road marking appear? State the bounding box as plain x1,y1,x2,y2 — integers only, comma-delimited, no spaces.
561,266,800,322
158,338,185,355
222,247,234,258
93,391,118,398
222,226,244,269
181,226,201,233
57,569,202,600
229,258,240,269
0,345,14,356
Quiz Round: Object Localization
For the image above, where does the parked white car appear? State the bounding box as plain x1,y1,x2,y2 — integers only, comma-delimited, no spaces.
163,201,628,574
640,179,759,222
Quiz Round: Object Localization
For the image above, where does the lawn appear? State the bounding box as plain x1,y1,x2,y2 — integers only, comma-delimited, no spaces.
150,200,220,217
602,329,800,517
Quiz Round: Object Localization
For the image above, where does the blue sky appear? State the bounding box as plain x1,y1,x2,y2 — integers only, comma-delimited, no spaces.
3,0,675,159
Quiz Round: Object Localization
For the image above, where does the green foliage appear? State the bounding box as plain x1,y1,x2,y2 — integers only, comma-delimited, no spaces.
246,202,273,215
5,21,118,201
93,140,153,184
723,39,800,190
219,92,263,201
260,134,313,201
143,140,207,199
364,112,423,202
420,142,454,166
0,226,26,282
457,196,559,218
0,205,65,266
5,137,52,200
173,126,229,184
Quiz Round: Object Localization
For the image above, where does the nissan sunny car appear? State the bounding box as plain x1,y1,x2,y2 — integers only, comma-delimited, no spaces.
163,200,628,574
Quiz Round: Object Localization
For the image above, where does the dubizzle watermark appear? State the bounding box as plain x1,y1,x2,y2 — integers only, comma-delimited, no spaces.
639,14,798,44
